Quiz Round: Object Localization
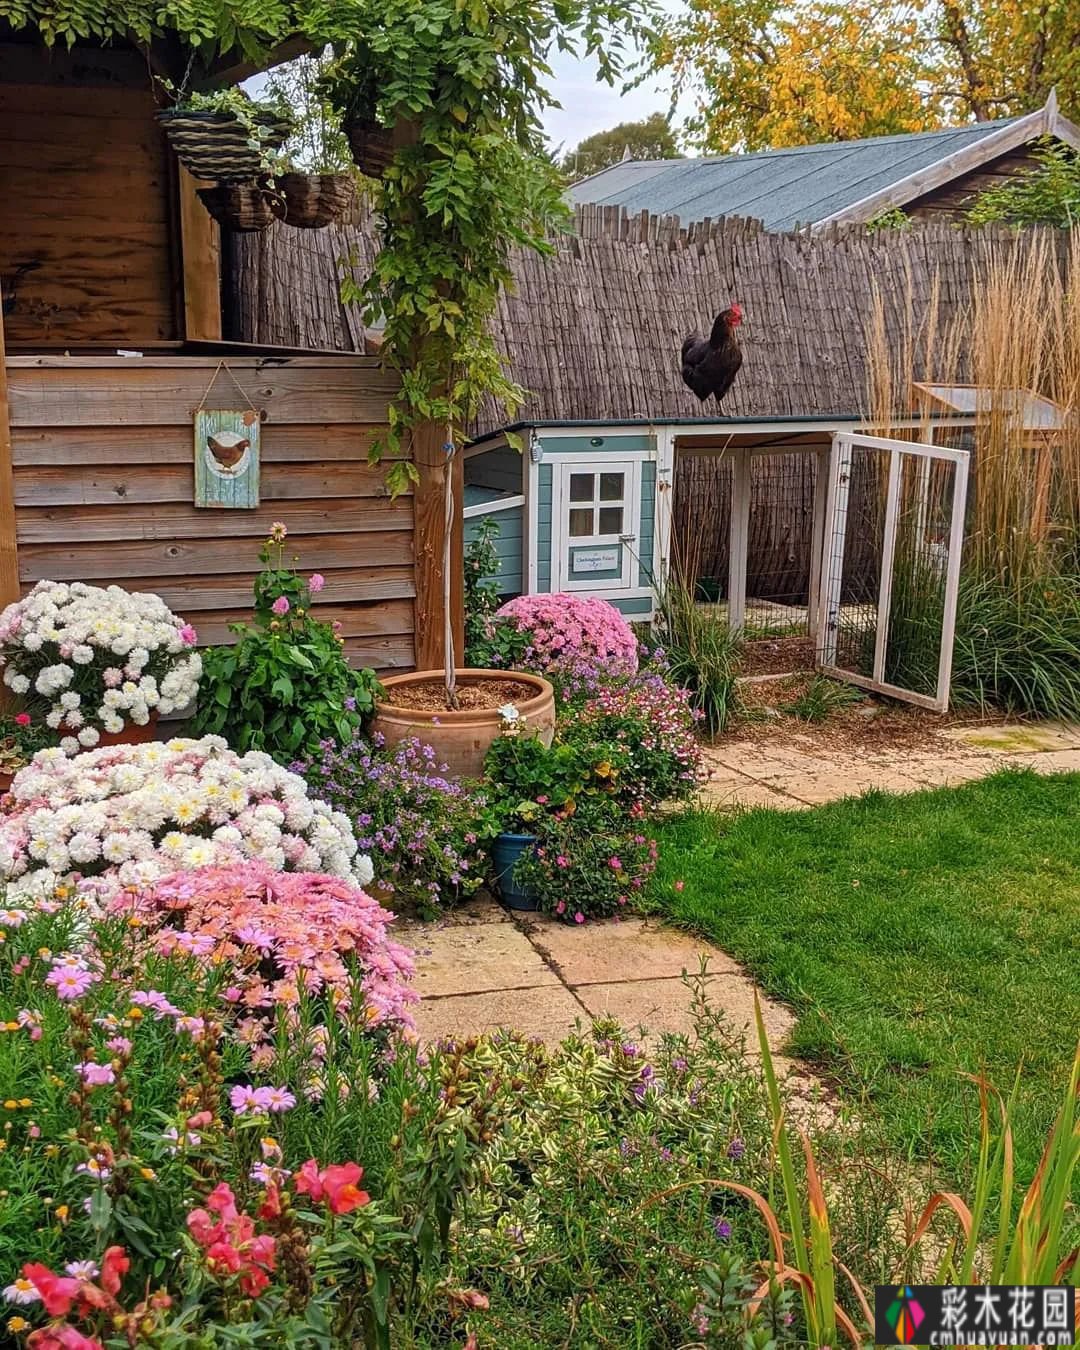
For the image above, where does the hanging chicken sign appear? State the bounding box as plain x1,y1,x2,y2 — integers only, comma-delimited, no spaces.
194,407,261,509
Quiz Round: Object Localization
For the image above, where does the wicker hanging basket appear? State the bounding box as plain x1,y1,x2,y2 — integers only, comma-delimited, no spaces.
196,183,280,233
273,172,357,229
157,109,293,182
343,114,395,178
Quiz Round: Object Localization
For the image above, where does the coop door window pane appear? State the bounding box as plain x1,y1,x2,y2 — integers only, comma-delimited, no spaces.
569,508,594,537
569,473,594,502
598,506,624,535
599,472,624,502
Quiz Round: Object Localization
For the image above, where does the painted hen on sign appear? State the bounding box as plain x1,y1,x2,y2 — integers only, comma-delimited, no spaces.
681,304,744,404
206,430,251,471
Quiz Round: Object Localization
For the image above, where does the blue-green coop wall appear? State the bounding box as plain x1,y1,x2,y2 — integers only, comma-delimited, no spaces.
463,486,523,596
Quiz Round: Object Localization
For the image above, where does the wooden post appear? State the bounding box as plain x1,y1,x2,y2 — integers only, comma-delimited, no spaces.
807,447,829,639
0,290,19,610
177,167,222,342
727,450,750,630
411,420,464,672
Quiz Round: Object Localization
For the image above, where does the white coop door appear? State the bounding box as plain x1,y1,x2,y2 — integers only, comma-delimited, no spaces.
553,459,640,593
816,432,970,713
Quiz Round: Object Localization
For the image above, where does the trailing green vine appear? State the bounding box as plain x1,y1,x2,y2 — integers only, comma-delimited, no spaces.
5,0,652,500
326,0,655,496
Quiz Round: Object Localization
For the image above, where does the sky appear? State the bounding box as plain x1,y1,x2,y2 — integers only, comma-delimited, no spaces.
540,44,679,157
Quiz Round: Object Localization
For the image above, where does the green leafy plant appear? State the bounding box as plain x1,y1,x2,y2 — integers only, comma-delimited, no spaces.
191,524,381,763
514,801,658,921
482,724,626,832
0,711,55,778
866,205,912,231
463,517,504,667
969,139,1080,228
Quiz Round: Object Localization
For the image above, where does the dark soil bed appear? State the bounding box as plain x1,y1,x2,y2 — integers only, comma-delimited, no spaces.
739,635,816,676
385,677,537,712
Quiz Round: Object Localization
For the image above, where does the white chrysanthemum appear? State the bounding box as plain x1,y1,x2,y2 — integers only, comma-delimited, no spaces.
0,736,365,903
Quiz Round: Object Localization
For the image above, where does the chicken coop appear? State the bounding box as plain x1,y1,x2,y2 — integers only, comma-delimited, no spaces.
465,414,886,625
466,411,986,710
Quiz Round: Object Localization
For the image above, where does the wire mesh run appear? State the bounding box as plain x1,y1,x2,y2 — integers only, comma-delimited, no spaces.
672,450,838,638
819,434,968,710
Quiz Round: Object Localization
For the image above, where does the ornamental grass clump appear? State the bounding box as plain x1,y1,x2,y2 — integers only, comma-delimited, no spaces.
0,580,201,755
296,734,491,917
0,736,370,907
490,592,639,693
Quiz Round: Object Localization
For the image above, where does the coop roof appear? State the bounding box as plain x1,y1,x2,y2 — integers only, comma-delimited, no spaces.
567,94,1080,230
914,383,1066,430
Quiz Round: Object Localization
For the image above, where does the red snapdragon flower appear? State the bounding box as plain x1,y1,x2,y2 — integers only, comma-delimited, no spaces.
99,1247,129,1298
295,1159,370,1214
27,1327,103,1350
22,1264,81,1316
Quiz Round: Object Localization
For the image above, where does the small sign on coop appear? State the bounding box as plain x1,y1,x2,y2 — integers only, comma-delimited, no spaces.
572,547,620,574
194,409,261,509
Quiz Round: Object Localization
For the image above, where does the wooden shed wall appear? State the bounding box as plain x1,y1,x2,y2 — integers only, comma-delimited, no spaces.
906,145,1050,219
0,43,181,347
4,355,416,671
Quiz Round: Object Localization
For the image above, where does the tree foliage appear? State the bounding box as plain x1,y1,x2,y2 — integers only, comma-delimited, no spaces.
653,0,1080,153
968,140,1080,227
262,49,352,172
560,112,680,179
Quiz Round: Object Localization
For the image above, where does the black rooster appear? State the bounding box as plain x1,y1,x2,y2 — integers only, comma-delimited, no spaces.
680,304,744,403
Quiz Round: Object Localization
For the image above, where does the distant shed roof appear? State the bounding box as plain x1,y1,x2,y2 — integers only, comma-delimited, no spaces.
567,95,1080,230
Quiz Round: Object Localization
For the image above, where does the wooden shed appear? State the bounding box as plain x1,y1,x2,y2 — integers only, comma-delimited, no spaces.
0,29,440,674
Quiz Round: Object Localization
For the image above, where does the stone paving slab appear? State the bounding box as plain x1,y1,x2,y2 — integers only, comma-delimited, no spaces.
570,972,794,1051
522,914,740,986
410,984,586,1045
407,921,561,997
1002,748,1080,775
943,722,1080,753
705,774,806,810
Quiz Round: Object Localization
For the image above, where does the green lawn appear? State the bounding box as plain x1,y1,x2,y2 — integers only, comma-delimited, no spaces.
651,768,1080,1180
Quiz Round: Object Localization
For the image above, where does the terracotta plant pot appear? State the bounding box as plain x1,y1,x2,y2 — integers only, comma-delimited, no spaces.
371,669,555,781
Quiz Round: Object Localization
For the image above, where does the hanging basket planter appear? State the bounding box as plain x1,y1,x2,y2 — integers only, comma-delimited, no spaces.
343,115,395,178
157,109,293,182
273,172,357,229
197,183,280,233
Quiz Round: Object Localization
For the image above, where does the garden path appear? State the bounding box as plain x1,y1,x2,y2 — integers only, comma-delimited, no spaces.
700,719,1080,808
399,721,1080,1061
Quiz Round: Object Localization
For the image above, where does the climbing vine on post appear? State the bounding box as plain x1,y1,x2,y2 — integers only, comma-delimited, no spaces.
328,0,655,498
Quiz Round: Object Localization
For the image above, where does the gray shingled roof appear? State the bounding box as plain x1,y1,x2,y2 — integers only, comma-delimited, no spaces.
566,119,1024,229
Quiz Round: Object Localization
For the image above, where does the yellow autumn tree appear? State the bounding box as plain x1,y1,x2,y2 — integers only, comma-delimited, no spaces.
655,0,1080,152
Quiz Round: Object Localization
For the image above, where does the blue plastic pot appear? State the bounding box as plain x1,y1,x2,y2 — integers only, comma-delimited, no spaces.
491,831,539,911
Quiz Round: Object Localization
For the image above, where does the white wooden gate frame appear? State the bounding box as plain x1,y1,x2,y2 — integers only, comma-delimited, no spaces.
815,431,970,714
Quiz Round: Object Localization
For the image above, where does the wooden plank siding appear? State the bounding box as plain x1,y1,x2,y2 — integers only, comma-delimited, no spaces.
5,354,416,672
0,46,180,347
